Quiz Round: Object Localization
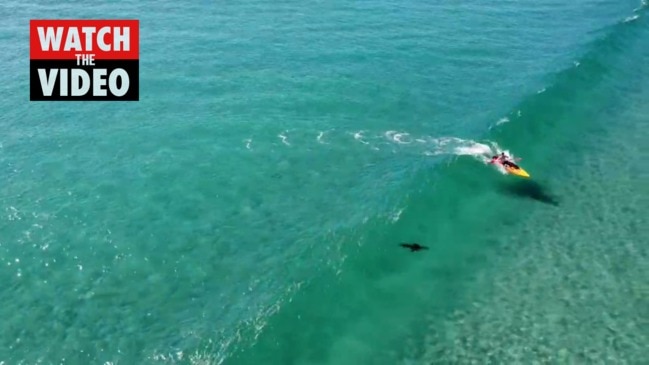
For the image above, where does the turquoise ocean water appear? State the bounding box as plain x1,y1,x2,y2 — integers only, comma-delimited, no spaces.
1,0,648,364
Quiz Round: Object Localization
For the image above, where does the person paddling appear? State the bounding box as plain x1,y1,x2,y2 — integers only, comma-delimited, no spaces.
490,152,521,169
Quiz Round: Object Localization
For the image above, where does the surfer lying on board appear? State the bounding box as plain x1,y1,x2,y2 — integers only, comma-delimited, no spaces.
490,152,521,169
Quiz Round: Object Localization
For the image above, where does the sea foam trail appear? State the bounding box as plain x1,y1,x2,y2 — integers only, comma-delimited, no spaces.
381,132,515,173
249,129,519,175
267,129,514,157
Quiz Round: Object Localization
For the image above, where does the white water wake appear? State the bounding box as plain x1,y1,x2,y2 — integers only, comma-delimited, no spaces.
379,132,523,175
247,129,521,174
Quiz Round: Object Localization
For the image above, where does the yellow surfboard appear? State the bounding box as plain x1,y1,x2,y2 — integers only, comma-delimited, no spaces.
504,165,530,178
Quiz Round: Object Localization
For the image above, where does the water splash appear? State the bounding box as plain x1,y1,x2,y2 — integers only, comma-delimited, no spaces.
353,131,369,145
278,132,290,146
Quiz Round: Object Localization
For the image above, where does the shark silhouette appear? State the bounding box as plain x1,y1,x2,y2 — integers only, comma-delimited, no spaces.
399,243,428,252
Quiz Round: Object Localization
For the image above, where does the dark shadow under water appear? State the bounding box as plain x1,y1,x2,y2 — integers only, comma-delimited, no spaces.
498,180,560,206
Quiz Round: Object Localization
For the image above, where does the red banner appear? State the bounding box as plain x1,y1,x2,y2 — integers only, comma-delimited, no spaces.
30,20,139,60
